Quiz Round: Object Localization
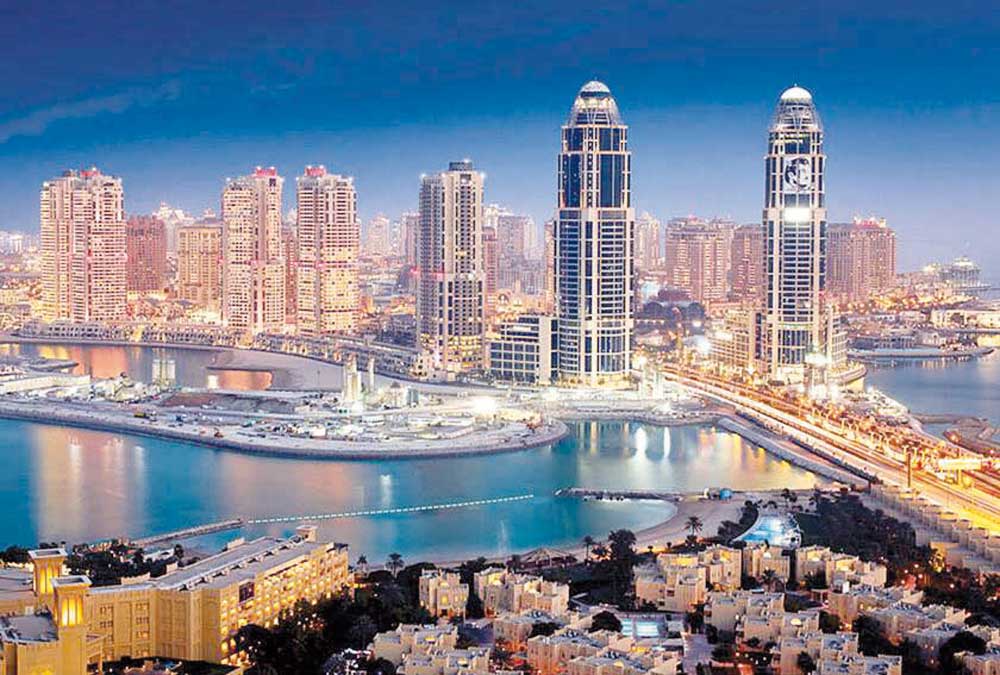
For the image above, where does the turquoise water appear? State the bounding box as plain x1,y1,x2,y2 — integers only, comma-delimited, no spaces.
0,419,818,563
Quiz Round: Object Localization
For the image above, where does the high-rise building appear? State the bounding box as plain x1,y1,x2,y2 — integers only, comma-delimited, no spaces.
483,224,498,319
282,223,299,325
761,86,831,381
827,217,897,302
125,215,167,292
364,213,391,257
177,220,223,314
554,81,634,386
497,213,529,264
401,211,419,267
221,166,286,333
40,168,127,323
416,160,485,375
730,224,764,301
295,166,359,336
154,202,194,257
663,218,729,305
636,212,662,271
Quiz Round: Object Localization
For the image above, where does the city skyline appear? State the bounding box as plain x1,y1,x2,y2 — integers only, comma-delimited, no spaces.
1,2,999,273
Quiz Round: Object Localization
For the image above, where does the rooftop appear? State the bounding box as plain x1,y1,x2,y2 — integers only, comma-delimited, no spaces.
0,611,59,644
568,80,623,127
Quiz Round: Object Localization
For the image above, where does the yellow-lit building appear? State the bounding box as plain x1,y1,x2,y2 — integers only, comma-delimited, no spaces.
0,528,349,670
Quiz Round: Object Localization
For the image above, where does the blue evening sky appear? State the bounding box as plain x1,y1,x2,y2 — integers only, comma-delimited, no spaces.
0,1,997,272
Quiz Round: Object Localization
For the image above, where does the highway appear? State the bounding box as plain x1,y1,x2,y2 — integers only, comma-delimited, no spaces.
659,366,1000,532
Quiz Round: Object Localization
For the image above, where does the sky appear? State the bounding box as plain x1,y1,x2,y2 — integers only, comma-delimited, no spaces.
0,1,998,273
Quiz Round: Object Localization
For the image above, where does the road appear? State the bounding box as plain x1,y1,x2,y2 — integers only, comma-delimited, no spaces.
659,367,1000,532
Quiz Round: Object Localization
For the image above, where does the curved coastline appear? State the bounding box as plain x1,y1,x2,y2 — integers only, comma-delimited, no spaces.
0,399,571,461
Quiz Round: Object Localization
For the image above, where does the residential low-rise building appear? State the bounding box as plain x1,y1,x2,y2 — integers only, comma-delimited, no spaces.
794,546,886,589
371,625,459,666
401,647,491,675
473,569,569,617
494,610,572,649
742,543,791,582
704,590,784,633
826,586,922,625
776,631,861,674
867,602,969,644
419,570,469,619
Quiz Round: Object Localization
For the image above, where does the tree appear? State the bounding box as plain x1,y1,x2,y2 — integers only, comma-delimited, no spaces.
796,651,816,673
173,543,184,560
386,553,404,577
608,530,636,564
348,614,379,648
685,516,704,538
818,610,840,634
582,535,595,562
589,610,623,634
529,621,562,638
939,631,987,674
761,569,781,592
366,658,397,675
711,643,735,663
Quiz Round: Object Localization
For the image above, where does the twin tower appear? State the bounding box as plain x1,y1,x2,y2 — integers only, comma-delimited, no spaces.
554,81,829,385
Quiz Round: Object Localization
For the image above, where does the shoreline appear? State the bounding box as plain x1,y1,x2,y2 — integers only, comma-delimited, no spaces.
0,399,571,461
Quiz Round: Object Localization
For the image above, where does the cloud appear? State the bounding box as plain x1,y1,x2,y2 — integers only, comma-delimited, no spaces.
0,81,181,143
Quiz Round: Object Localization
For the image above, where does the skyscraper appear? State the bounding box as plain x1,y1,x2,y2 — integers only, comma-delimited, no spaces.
416,160,485,376
482,224,498,319
635,212,662,271
177,219,223,315
761,86,829,381
730,224,764,301
364,214,391,257
555,81,634,386
401,211,419,267
221,167,285,333
663,218,729,304
40,168,127,323
125,215,167,293
827,217,897,302
295,166,359,336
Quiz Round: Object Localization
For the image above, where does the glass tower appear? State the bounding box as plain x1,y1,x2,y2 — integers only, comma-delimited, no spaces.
555,81,634,386
761,86,827,382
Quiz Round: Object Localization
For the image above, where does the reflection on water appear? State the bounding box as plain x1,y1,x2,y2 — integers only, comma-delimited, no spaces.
0,343,272,391
0,419,819,561
866,350,1000,425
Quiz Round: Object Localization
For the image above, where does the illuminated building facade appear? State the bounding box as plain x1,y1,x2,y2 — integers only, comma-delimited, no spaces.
40,168,127,323
125,215,167,292
635,212,662,271
295,166,359,335
663,218,730,304
761,86,830,381
177,221,223,314
0,533,349,669
730,224,764,301
222,166,286,333
555,81,634,386
827,217,897,302
416,160,486,375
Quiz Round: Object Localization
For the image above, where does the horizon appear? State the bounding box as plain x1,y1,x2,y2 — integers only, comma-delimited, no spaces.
2,1,999,273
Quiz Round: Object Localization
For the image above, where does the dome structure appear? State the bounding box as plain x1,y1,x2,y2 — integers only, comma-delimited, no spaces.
568,80,622,126
779,85,813,101
771,84,821,131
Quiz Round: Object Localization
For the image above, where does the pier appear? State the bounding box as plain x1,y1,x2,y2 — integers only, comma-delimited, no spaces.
127,494,536,547
246,493,535,525
133,519,245,547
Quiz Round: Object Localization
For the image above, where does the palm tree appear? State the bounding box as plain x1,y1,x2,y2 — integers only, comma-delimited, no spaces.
762,569,780,592
582,535,595,562
685,516,704,538
508,554,522,571
356,555,368,574
386,552,404,577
